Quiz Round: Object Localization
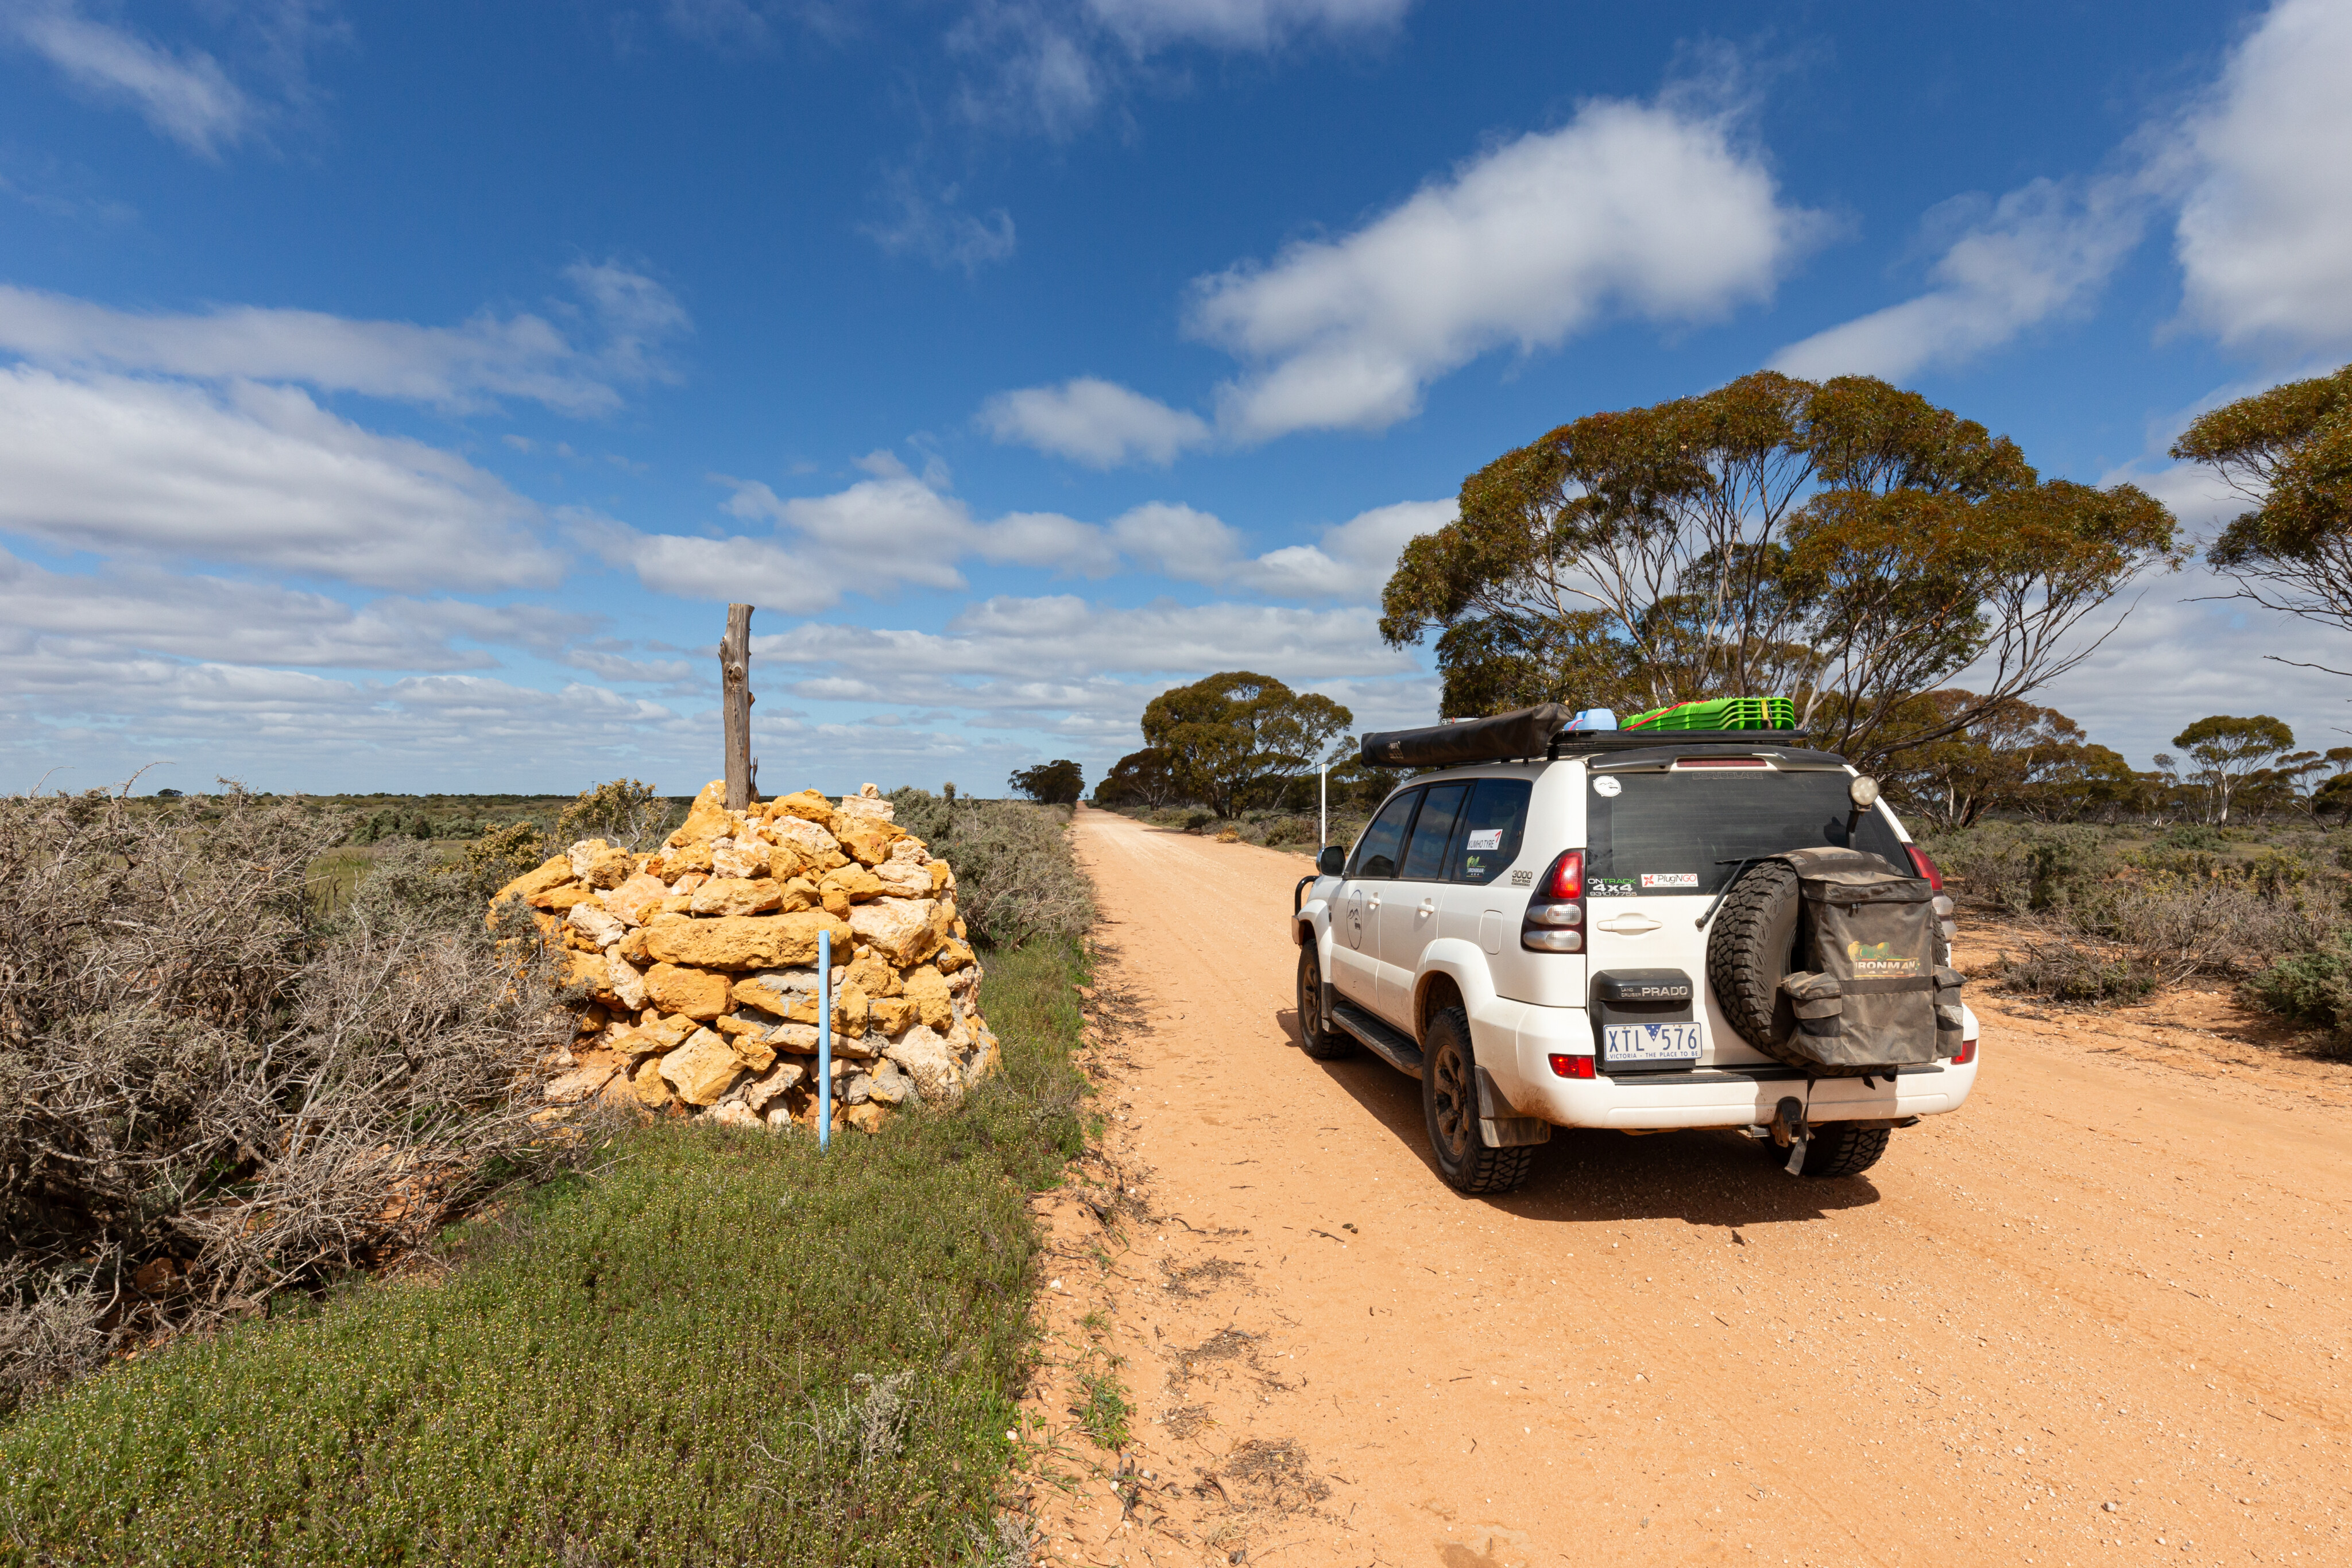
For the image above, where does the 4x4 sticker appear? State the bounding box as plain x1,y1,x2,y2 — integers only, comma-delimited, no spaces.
1641,872,1699,889
1588,877,1636,897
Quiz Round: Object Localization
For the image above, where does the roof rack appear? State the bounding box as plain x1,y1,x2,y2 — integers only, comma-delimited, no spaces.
1547,729,1813,757
1360,704,1824,769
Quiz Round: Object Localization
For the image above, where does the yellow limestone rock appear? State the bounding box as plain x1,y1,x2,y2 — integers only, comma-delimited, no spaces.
934,936,976,973
632,1058,674,1108
541,884,594,913
567,901,626,949
641,911,852,971
641,962,730,1021
846,949,903,998
690,877,785,916
819,865,887,905
663,841,715,876
765,789,837,834
606,951,649,1011
847,897,942,966
614,1013,700,1060
605,872,670,927
768,815,848,872
884,1024,962,1105
711,839,769,880
901,964,954,1031
659,1027,742,1106
743,1059,805,1112
835,818,898,868
666,781,734,849
867,996,916,1036
494,855,577,909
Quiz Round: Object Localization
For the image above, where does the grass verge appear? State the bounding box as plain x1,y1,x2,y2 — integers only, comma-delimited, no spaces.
0,938,1090,1567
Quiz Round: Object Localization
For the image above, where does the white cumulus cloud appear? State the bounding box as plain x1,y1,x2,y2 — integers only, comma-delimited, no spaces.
0,264,688,414
2172,0,2352,357
1772,177,2149,381
0,367,564,590
981,376,1211,467
1187,95,1821,440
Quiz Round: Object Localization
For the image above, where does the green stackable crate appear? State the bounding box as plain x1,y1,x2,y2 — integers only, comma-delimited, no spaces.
1623,696,1795,731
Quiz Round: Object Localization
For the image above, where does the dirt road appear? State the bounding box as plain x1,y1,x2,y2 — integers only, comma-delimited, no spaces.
1012,809,2351,1568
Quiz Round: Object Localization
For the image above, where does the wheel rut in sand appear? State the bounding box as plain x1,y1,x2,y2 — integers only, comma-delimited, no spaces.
1007,807,2351,1567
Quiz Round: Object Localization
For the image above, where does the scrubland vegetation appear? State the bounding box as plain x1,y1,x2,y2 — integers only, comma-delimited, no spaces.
2,780,1100,1565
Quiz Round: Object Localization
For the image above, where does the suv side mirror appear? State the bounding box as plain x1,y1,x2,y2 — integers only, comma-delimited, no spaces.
1316,845,1346,877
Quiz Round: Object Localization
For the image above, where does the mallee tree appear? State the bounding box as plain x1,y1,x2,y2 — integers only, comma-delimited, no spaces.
1379,371,2182,766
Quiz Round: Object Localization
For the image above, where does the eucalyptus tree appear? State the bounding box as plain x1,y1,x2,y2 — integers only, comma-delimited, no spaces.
1379,371,2182,766
2174,362,2352,677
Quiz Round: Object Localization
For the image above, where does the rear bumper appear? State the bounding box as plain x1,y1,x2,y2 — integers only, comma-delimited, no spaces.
1467,994,1979,1129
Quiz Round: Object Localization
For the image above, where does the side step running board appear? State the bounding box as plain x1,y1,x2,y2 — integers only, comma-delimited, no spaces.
1332,1000,1424,1079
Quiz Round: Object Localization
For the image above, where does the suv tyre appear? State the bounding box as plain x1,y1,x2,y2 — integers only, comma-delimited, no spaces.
1421,1007,1535,1195
1795,1123,1890,1179
1295,946,1355,1059
1705,860,1812,1067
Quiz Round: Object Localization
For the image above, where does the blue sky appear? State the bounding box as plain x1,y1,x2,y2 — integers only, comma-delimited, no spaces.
3,0,2349,797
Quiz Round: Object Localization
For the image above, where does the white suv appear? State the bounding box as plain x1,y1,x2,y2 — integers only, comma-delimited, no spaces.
1292,713,1979,1194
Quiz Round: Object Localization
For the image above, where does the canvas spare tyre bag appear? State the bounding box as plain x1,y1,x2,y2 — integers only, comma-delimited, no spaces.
1706,846,1962,1074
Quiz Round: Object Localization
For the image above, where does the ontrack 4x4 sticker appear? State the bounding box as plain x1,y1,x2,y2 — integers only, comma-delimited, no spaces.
1588,877,1636,897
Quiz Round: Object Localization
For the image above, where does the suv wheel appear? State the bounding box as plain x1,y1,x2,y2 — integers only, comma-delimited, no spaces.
1795,1124,1890,1178
1421,1007,1535,1195
1295,945,1355,1059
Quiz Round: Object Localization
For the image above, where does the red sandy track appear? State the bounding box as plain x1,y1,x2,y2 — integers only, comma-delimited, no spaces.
1010,808,2351,1568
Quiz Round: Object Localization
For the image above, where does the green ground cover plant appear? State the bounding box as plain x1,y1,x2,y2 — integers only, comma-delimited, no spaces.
0,935,1092,1566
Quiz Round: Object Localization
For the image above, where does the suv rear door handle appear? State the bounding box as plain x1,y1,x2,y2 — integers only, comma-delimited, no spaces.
1417,897,1436,912
1595,912,1661,935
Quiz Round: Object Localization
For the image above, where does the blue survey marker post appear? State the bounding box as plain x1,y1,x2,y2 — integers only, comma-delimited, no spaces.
817,927,832,1151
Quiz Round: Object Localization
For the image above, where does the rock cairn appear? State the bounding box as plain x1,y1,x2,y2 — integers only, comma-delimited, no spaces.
497,780,998,1135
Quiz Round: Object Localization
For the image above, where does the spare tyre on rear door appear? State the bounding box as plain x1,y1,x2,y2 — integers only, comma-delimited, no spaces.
1705,846,1963,1075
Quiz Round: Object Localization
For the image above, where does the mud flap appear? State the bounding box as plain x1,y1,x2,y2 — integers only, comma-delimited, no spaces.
1476,1067,1552,1148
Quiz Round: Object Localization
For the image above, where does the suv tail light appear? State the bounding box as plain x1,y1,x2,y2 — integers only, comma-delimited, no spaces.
1907,844,1958,942
1951,1036,1977,1066
1521,850,1586,953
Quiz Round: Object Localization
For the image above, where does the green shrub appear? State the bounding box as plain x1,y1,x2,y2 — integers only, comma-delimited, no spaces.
2246,938,2352,1048
886,792,1094,947
2161,824,2225,850
555,778,679,851
0,939,1092,1565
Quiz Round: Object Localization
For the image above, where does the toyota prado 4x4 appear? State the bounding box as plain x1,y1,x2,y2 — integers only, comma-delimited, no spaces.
1292,701,1979,1195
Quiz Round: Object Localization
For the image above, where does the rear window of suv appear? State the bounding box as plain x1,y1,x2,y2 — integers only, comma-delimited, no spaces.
1584,766,1906,897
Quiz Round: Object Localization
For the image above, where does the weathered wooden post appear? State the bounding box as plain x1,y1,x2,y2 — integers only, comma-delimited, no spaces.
719,603,756,810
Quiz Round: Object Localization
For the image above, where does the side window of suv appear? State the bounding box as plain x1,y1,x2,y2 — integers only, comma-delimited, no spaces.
1397,782,1468,880
1348,789,1421,879
1448,779,1533,884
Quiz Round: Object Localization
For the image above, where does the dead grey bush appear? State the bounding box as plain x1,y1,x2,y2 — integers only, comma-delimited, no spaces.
0,789,570,1412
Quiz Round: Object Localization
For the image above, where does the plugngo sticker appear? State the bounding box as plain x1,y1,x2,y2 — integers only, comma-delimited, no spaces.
1640,872,1699,889
1592,776,1623,797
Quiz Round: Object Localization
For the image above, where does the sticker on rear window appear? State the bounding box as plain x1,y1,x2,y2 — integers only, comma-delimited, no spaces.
1641,872,1699,889
1465,828,1503,851
1591,776,1622,797
1588,877,1636,897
